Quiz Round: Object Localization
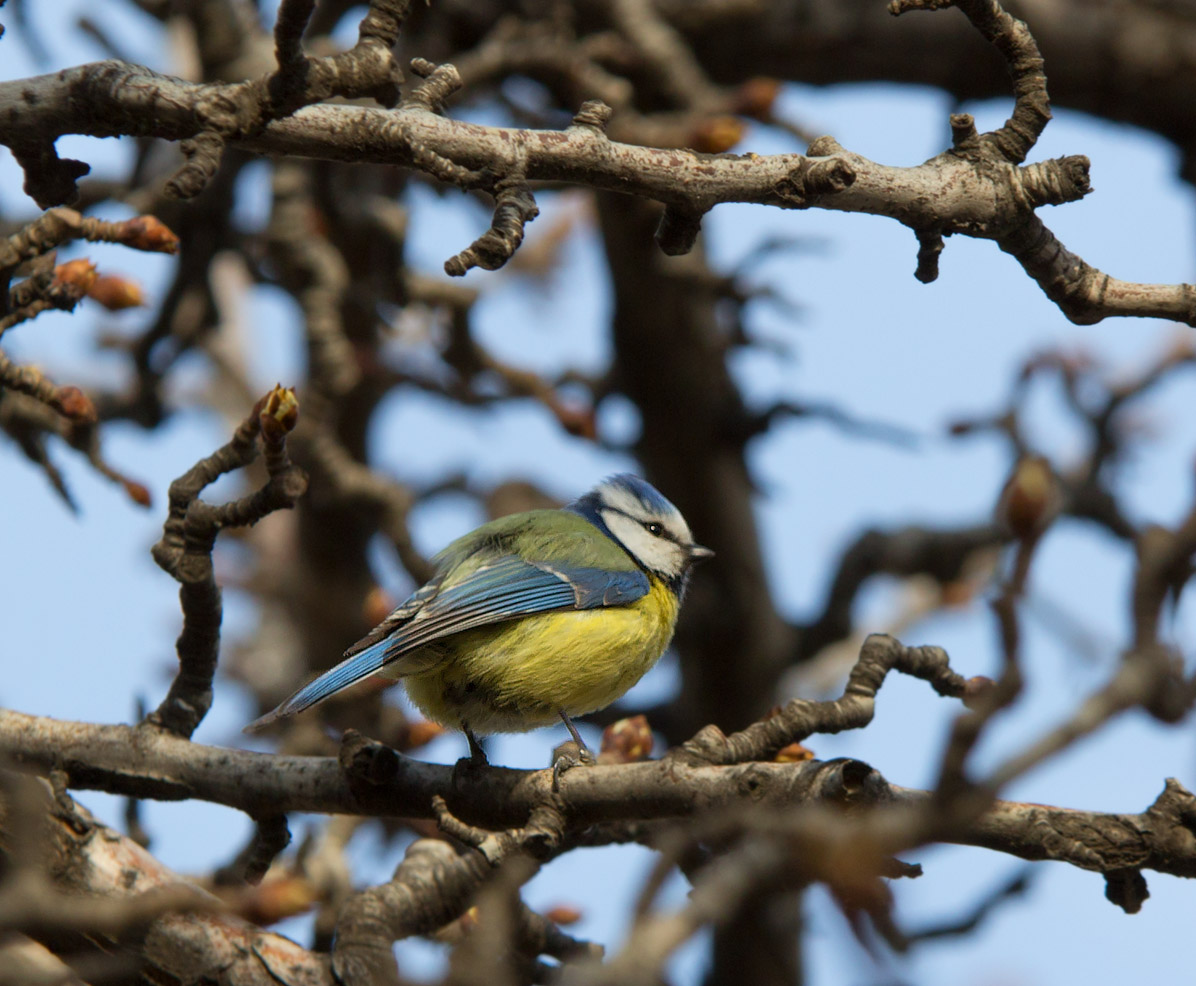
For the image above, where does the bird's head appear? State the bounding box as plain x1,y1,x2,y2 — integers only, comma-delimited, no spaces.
571,474,713,589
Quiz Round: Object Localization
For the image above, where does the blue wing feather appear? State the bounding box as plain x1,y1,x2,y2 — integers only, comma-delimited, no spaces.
245,555,649,730
258,646,393,724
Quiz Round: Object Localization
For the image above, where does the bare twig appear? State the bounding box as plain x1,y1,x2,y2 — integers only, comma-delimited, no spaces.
146,386,308,738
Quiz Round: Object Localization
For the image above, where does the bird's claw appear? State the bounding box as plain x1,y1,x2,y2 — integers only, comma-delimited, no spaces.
451,754,489,791
552,743,596,791
452,731,489,787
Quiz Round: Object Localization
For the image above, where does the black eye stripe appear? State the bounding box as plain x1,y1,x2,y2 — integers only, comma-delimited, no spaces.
639,517,676,541
605,507,677,542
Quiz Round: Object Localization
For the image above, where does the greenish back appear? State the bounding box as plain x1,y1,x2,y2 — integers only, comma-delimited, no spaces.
434,509,637,584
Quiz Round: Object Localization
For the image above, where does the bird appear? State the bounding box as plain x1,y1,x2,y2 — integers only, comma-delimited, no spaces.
247,474,712,773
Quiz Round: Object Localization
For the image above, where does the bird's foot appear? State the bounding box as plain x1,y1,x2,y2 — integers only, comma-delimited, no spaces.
552,741,596,792
451,753,488,788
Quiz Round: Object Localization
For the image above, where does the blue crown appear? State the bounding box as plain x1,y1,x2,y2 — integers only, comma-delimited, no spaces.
600,474,676,515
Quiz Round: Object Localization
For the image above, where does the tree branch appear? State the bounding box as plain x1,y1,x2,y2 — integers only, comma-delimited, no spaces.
3,17,1192,324
147,386,308,738
2,712,1194,890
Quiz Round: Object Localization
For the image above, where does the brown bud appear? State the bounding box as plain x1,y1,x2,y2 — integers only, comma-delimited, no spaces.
599,714,654,763
53,385,97,423
733,77,781,119
87,274,144,310
259,384,300,440
123,479,153,508
119,215,180,253
996,455,1059,540
691,116,745,153
53,258,98,293
554,403,597,440
774,741,814,763
363,585,395,627
545,905,583,926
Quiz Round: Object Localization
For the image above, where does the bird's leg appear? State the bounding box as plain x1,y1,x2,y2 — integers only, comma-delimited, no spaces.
552,711,596,790
559,711,593,753
464,725,488,766
452,724,489,786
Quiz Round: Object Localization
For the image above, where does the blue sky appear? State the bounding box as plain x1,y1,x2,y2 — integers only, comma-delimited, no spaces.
3,4,1196,983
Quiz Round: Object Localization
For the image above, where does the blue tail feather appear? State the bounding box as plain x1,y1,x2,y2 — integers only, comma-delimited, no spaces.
242,638,390,733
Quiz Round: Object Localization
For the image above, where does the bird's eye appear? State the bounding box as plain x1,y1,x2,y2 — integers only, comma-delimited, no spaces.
644,522,664,536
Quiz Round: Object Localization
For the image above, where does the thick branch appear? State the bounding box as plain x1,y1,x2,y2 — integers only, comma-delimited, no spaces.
2,62,1190,324
3,709,1195,888
11,784,329,984
334,839,490,986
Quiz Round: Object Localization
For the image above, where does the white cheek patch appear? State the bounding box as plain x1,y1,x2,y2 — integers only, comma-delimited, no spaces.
601,510,686,578
603,511,654,557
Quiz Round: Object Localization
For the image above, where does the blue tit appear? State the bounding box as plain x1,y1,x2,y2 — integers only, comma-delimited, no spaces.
247,474,712,764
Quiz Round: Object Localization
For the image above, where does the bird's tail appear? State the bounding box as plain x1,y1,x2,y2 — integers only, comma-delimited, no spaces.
242,639,391,733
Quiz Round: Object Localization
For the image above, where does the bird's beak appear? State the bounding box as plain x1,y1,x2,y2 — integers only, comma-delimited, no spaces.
688,544,715,561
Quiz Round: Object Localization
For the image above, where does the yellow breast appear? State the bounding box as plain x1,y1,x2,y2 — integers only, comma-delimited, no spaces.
403,577,680,733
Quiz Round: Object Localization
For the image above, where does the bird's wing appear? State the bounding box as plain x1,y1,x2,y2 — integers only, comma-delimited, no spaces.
341,576,446,661
244,555,649,730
